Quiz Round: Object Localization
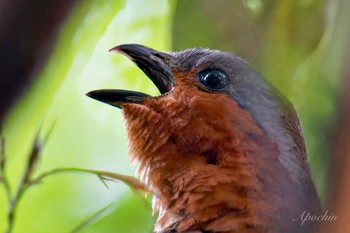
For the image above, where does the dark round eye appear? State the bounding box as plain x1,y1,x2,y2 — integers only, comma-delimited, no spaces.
197,69,229,91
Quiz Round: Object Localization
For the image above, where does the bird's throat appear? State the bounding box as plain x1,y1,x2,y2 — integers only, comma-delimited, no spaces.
121,88,280,232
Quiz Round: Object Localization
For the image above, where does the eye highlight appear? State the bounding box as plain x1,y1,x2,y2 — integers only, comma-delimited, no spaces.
197,68,229,91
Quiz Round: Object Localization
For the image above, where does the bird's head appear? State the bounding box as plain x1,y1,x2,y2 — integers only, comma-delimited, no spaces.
87,44,304,161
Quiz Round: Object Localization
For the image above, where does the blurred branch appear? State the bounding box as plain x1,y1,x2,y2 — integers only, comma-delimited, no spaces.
321,32,350,233
0,0,79,123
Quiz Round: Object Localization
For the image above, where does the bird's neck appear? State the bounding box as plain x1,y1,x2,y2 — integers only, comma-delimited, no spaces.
122,88,319,233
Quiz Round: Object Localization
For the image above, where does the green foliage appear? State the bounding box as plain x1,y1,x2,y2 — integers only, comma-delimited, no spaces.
0,0,174,232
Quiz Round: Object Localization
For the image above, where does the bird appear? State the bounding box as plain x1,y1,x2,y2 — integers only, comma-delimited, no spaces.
87,44,322,233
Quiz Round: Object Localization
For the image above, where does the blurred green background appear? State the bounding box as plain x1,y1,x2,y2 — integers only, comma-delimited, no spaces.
1,0,350,232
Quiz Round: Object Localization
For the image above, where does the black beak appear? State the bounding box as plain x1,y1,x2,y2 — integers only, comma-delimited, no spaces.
86,44,175,108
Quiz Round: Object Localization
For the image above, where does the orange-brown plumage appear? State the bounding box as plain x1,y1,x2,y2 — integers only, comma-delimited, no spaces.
87,44,322,233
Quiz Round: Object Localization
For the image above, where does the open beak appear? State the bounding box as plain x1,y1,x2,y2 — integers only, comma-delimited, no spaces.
86,44,175,108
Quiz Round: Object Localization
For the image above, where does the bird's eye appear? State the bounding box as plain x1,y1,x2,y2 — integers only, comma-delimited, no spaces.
197,69,229,91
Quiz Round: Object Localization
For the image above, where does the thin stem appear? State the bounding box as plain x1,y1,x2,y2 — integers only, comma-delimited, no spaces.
70,203,114,233
28,167,147,192
5,133,43,232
